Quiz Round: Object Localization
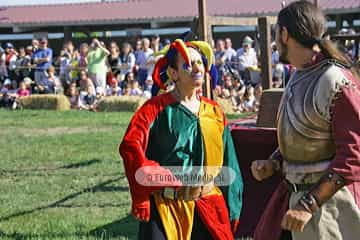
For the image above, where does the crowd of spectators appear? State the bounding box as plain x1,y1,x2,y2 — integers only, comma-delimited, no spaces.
0,29,358,112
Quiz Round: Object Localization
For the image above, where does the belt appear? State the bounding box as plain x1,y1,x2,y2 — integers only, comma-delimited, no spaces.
162,182,214,201
285,180,314,193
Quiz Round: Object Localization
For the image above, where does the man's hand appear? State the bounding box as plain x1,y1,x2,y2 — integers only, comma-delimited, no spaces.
281,204,312,232
251,160,275,181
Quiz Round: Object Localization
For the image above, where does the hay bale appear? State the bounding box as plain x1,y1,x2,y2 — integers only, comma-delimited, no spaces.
97,96,146,112
18,94,70,111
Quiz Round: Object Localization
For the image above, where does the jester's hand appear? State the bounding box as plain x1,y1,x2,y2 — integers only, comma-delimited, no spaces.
132,201,150,222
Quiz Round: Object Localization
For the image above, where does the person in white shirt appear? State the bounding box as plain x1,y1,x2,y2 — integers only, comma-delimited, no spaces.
236,36,258,82
224,38,237,66
136,38,154,87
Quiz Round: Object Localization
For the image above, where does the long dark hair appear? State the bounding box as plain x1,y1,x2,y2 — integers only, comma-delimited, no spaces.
278,1,359,78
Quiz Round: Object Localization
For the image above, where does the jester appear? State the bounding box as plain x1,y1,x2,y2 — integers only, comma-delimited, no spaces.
119,38,243,239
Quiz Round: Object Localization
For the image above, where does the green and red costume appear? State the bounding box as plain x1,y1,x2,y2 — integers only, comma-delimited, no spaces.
119,92,243,239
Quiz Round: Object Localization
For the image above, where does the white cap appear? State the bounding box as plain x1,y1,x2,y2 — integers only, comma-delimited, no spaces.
96,86,104,94
4,79,11,85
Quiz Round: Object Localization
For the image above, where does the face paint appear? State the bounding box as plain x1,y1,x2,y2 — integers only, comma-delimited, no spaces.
182,60,204,74
182,63,192,73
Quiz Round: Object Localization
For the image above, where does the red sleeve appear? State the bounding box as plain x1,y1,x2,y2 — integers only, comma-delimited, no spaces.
119,93,175,206
329,73,360,184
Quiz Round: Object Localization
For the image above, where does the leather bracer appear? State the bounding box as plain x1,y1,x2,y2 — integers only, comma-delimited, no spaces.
298,171,346,214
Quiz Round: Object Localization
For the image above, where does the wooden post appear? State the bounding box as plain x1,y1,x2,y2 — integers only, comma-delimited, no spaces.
198,0,209,43
355,39,359,60
258,17,272,90
198,0,212,98
64,27,72,43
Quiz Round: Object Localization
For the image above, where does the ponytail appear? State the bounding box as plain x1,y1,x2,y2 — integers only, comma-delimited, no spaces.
318,39,360,80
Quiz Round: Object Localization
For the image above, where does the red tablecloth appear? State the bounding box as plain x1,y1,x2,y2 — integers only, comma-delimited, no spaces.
230,125,282,238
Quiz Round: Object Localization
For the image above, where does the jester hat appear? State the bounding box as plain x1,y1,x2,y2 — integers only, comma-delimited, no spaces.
152,39,218,95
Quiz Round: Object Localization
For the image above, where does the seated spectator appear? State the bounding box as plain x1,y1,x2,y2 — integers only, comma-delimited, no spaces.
129,80,142,96
79,84,97,111
34,73,54,94
120,71,133,90
142,76,153,99
122,82,131,96
96,85,104,96
16,81,30,97
106,71,122,97
47,66,63,94
78,70,97,107
79,70,94,93
0,79,11,93
218,73,234,98
107,85,122,96
243,86,257,112
66,83,79,109
23,77,34,93
231,87,246,112
0,79,17,109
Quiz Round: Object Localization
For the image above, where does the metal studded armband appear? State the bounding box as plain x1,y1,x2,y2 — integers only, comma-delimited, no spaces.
299,171,346,214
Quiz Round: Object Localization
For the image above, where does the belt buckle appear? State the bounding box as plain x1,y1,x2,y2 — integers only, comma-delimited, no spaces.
286,180,298,193
291,183,298,192
163,187,176,200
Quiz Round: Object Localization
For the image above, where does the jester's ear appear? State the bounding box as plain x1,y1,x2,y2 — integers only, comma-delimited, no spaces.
167,66,178,81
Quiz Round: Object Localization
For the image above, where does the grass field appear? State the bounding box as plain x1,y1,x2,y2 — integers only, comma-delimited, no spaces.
0,109,246,240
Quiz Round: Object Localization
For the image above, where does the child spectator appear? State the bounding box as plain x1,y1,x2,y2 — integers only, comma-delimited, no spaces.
79,84,97,111
0,79,16,109
47,66,63,94
107,85,122,96
16,81,30,97
129,80,142,96
66,83,79,109
243,86,257,112
23,77,33,93
142,76,153,99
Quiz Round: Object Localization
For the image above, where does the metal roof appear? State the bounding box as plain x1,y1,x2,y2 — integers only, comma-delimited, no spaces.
0,0,359,27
